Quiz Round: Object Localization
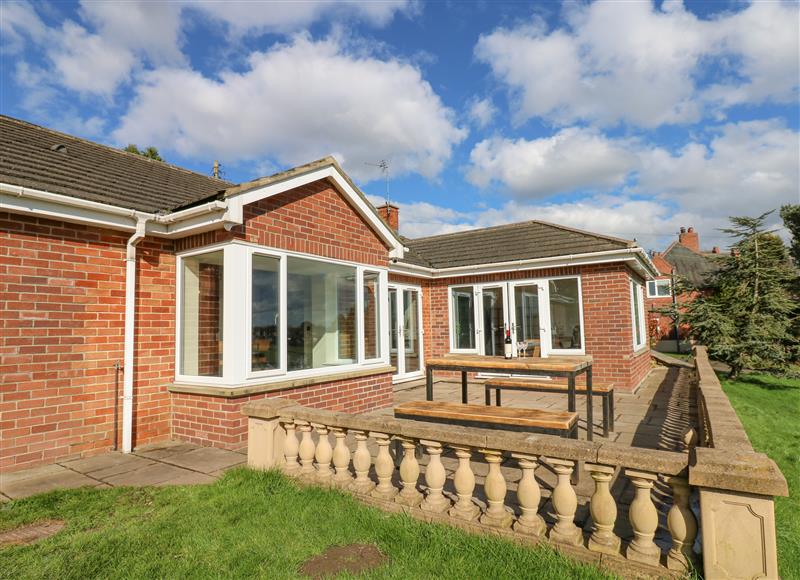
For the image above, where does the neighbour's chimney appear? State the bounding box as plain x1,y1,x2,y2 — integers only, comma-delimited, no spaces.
376,202,399,232
678,226,700,252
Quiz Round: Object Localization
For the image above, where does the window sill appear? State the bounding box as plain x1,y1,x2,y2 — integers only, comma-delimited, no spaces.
169,365,395,399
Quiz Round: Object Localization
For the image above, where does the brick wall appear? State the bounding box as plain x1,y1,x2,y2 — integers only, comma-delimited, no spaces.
390,263,651,391
172,372,393,449
2,178,395,472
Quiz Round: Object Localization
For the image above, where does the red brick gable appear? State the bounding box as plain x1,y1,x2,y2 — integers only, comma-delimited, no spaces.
176,179,390,268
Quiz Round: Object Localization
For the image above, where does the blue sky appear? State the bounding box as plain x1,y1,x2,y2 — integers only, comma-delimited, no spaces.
2,0,798,249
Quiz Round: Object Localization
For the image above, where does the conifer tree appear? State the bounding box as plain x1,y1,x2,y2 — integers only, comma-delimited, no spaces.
684,212,796,378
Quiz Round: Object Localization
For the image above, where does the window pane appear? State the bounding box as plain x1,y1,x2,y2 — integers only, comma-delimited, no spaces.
549,279,582,350
252,255,280,372
658,281,671,297
287,257,356,371
181,251,224,377
451,287,475,349
389,288,398,368
647,281,656,296
514,285,540,342
404,290,421,372
632,283,643,346
363,272,380,359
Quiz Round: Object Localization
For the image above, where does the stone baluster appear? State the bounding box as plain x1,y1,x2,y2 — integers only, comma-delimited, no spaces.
313,423,333,484
625,469,661,565
479,449,512,528
281,419,299,475
350,430,375,494
547,457,582,546
296,420,316,479
664,476,697,571
395,437,422,507
421,440,450,512
586,464,620,554
370,432,397,500
511,453,545,536
449,446,478,520
331,427,352,487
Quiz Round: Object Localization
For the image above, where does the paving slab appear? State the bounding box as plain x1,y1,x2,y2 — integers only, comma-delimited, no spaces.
157,446,245,474
134,441,199,460
0,463,67,486
103,462,190,487
61,453,155,479
1,469,101,499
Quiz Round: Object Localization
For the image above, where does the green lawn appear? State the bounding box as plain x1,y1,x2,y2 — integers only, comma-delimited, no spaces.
720,372,800,579
0,469,611,580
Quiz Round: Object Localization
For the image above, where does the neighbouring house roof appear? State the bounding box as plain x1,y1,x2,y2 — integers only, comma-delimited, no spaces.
0,115,231,213
661,243,720,287
399,220,636,269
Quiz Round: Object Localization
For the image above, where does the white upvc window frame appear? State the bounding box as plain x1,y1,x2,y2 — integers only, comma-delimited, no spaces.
447,284,480,354
630,279,647,351
546,275,586,357
175,240,389,387
647,278,672,298
445,274,586,358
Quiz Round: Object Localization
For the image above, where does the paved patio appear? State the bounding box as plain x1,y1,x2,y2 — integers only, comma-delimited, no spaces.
0,441,245,502
376,365,697,452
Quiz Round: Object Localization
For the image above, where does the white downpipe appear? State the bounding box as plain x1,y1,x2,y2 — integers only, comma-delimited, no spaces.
122,217,147,453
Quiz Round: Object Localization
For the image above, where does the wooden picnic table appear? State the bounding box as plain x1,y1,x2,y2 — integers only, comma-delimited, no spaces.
424,354,596,440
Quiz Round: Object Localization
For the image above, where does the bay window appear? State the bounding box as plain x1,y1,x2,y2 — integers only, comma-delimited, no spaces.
177,242,387,385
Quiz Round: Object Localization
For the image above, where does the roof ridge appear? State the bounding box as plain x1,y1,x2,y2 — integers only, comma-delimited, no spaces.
0,114,233,186
527,219,636,247
407,220,536,242
406,219,634,247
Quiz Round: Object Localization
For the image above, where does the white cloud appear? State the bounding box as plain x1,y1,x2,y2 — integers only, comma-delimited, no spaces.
467,97,497,129
113,36,466,181
0,1,47,52
467,128,637,197
185,0,414,35
639,119,800,216
476,0,799,128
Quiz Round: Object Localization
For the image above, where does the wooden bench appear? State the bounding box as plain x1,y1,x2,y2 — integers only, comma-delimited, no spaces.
484,379,615,437
394,400,578,439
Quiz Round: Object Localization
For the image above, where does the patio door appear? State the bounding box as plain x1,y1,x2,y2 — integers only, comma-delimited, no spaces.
476,281,548,357
389,284,424,382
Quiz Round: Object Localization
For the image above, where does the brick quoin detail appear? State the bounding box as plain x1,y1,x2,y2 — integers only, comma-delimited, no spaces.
171,373,393,449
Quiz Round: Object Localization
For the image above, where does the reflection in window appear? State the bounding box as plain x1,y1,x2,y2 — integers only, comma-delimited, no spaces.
251,254,280,371
452,287,475,349
514,285,540,342
287,257,356,371
632,281,645,349
181,251,224,377
363,272,381,360
647,279,671,297
549,279,582,350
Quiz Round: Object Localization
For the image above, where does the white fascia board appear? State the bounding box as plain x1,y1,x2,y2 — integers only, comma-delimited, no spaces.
389,247,659,280
228,166,405,259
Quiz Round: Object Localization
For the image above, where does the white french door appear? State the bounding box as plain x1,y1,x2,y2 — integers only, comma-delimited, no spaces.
389,284,424,381
475,280,549,358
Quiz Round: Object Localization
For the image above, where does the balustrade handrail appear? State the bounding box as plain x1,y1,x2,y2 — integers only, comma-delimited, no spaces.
691,346,788,497
242,398,688,476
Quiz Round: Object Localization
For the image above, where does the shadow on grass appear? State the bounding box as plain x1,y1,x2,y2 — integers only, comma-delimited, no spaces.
718,371,800,392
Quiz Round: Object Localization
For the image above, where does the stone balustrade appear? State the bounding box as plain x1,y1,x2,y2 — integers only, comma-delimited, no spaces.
243,348,789,579
244,397,691,577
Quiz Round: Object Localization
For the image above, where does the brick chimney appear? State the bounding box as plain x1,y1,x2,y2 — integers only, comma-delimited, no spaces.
376,202,399,232
678,226,700,252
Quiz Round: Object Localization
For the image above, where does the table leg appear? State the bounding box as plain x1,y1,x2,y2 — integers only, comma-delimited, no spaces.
426,367,433,401
567,373,576,413
585,367,594,442
461,371,468,404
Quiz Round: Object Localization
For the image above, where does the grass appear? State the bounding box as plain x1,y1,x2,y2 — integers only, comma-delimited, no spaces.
0,469,612,580
720,371,800,579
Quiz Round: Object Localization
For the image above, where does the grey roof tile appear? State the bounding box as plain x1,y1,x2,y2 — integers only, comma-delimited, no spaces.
663,244,720,287
399,220,635,269
0,115,231,213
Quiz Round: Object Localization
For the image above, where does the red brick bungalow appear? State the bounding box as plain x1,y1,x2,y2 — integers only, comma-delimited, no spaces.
1,116,658,472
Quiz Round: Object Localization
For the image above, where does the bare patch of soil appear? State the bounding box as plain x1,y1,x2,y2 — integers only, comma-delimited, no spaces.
0,520,65,547
299,543,388,578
